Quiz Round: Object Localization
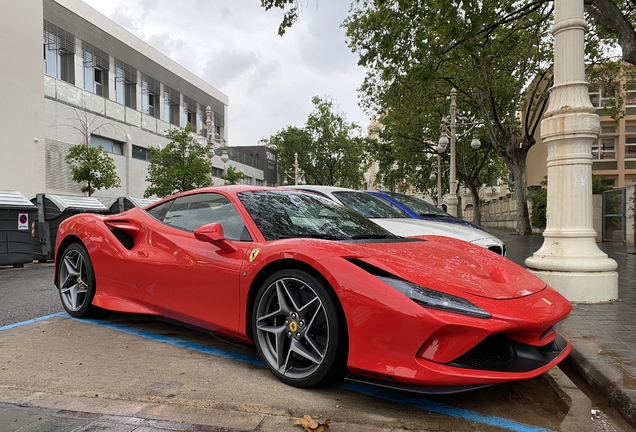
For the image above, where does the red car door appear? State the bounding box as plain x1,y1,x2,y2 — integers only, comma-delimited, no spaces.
141,192,252,335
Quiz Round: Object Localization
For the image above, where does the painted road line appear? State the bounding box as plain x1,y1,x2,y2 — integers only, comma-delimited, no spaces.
74,316,556,432
337,381,555,432
80,317,264,367
0,312,66,332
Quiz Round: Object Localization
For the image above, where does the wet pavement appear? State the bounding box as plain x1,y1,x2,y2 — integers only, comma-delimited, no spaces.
489,228,636,429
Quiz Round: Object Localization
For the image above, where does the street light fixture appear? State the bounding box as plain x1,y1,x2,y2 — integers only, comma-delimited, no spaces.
282,152,306,185
437,88,481,217
205,105,229,164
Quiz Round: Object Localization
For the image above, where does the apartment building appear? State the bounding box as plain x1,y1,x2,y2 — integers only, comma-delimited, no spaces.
527,65,636,188
0,0,269,200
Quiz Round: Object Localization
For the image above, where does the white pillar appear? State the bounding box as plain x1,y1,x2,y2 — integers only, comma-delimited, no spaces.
525,0,618,303
447,88,458,217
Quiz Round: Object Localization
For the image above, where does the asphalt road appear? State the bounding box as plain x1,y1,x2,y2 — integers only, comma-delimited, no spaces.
0,262,60,327
0,262,633,431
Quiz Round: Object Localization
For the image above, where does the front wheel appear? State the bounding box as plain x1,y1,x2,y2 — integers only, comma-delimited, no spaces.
253,269,346,387
57,243,96,318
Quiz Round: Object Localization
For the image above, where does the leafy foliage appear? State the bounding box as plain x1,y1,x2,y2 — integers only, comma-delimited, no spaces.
144,128,212,198
344,1,555,233
528,177,548,230
263,96,368,188
220,166,247,185
65,143,121,196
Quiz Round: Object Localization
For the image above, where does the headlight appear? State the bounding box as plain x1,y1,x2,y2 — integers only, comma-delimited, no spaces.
377,275,491,319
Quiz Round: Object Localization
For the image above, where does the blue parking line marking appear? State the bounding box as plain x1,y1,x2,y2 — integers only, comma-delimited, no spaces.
337,381,555,432
79,317,265,367
0,312,66,331
0,313,555,432
72,315,555,432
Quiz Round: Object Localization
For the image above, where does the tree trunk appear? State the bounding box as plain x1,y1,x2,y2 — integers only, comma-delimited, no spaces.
510,155,532,235
467,180,482,226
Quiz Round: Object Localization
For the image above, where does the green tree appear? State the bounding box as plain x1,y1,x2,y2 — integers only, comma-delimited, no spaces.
220,166,247,185
65,144,121,196
264,96,368,188
144,127,212,198
261,1,636,68
264,126,313,185
63,106,122,196
344,1,554,234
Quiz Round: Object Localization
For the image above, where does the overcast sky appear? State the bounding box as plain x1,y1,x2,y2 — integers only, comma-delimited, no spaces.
80,0,369,147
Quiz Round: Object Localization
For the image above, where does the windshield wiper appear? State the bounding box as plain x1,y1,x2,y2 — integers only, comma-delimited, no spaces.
420,213,450,217
351,234,400,240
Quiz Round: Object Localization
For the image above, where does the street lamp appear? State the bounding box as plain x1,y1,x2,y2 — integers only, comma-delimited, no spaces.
282,152,306,185
438,88,481,217
205,106,229,164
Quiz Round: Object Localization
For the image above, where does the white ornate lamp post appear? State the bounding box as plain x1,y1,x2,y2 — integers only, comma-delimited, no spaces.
205,105,229,164
525,0,617,302
282,152,306,185
437,101,481,214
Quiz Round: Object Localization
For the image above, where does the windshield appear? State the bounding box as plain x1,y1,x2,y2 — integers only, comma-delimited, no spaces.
384,192,450,217
332,191,407,219
238,191,395,241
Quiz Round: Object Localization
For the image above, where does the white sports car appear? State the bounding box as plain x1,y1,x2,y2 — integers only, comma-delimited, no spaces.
284,185,506,256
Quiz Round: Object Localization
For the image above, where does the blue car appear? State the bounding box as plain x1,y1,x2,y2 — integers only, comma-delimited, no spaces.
364,190,489,233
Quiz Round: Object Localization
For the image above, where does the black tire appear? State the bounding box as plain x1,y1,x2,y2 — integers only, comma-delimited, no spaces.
252,269,346,387
57,243,96,318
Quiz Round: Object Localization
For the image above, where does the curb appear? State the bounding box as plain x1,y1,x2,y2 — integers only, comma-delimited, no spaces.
564,341,636,429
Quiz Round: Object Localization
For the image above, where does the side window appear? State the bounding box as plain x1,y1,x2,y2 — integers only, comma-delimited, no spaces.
160,193,251,241
146,200,173,221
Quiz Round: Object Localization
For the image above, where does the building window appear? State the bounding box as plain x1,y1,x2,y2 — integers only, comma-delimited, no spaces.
43,23,75,84
90,135,123,155
241,177,252,185
212,167,223,178
626,123,636,159
141,75,160,119
592,137,616,160
132,145,153,161
588,82,619,108
82,43,109,97
627,72,636,107
183,96,197,131
255,179,263,186
115,60,137,109
164,86,180,126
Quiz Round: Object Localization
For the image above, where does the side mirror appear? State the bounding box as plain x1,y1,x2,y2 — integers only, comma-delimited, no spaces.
193,223,238,253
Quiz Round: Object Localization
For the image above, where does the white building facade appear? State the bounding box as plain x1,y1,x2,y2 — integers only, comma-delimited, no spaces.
1,0,266,200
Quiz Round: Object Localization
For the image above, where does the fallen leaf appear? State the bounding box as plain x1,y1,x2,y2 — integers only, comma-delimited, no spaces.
294,415,330,431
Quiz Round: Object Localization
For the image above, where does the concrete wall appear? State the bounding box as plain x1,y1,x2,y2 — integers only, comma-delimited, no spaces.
0,0,45,198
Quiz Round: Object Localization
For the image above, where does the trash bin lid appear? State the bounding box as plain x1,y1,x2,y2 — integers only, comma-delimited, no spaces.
0,190,38,210
126,197,159,208
45,195,109,213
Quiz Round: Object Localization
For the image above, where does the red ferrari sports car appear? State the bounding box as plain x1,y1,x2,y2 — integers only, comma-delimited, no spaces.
54,186,571,393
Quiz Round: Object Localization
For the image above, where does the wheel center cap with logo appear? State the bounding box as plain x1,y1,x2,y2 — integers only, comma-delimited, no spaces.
289,321,298,332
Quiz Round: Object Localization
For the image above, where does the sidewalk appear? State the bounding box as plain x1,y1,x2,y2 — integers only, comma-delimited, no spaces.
489,228,636,429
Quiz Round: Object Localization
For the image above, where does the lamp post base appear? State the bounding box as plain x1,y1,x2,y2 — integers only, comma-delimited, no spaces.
527,269,618,303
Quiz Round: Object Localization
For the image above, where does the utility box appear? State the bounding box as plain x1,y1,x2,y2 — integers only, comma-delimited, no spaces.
108,196,158,214
31,194,109,261
0,191,38,268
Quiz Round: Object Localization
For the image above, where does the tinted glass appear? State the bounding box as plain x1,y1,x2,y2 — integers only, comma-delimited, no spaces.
238,191,394,241
384,192,450,217
332,191,406,219
159,193,250,241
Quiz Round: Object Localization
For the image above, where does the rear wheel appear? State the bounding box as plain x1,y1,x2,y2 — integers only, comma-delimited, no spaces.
57,244,96,318
253,269,345,387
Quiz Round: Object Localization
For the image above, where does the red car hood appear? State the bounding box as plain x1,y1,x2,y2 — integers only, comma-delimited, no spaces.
333,236,546,300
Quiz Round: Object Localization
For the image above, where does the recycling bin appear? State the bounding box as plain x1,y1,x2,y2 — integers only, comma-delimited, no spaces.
0,190,38,267
31,193,110,261
108,196,158,214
